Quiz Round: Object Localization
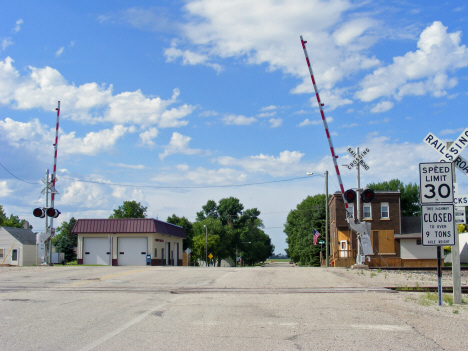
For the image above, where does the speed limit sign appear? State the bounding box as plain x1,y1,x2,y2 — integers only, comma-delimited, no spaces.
419,162,453,204
419,162,455,246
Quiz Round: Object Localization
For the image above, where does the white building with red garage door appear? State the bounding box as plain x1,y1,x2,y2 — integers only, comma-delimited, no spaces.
72,218,186,266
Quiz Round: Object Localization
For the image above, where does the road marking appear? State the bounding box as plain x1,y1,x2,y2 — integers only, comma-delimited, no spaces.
79,296,183,351
351,324,412,331
69,267,157,287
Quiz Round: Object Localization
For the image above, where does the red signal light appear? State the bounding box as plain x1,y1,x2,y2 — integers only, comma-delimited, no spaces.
344,189,356,203
33,208,45,218
46,208,61,218
361,189,375,203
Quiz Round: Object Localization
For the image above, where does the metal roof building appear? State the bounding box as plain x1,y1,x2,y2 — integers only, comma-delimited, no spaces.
72,218,186,266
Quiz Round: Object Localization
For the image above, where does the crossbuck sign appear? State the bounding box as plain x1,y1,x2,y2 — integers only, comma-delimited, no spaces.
346,147,370,171
423,128,468,177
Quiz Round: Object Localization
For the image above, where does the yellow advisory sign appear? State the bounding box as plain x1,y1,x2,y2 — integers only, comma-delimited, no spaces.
208,253,213,259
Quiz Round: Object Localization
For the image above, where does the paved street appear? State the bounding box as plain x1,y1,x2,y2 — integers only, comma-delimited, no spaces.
1,265,466,350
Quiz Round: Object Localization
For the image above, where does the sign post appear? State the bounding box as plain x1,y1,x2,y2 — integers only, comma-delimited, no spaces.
423,132,467,305
419,162,455,306
345,146,371,265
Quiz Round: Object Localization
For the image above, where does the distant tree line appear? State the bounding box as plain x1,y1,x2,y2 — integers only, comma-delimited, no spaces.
0,205,31,229
167,197,275,266
50,199,274,266
284,194,326,267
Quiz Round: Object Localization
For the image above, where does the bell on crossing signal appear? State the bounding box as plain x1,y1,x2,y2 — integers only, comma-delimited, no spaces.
344,189,357,203
360,189,375,203
33,208,46,218
46,208,61,218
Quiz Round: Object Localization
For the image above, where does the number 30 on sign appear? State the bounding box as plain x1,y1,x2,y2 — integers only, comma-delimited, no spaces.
419,162,454,204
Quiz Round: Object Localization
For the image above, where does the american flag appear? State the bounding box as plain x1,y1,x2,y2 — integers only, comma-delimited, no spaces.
313,229,321,245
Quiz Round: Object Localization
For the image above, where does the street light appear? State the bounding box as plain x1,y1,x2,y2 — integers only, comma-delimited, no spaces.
203,225,208,268
307,171,329,267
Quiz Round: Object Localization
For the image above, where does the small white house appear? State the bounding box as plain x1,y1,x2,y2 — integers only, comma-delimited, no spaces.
444,232,468,264
0,225,38,266
394,217,439,266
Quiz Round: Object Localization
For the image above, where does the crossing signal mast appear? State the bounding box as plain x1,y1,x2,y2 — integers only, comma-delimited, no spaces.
33,102,61,265
300,37,374,265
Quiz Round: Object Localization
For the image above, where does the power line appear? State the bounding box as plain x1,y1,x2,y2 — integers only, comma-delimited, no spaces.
0,162,40,185
1,158,328,190
58,175,311,189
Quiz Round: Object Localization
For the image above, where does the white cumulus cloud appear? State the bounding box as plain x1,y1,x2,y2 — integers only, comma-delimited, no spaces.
0,58,196,127
216,150,306,177
164,41,222,73
159,132,204,160
269,118,282,128
0,118,129,157
355,21,468,102
168,0,381,109
222,114,256,126
139,127,159,147
370,101,394,113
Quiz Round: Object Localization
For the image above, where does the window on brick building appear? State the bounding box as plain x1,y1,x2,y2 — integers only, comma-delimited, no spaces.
381,202,389,219
363,204,371,219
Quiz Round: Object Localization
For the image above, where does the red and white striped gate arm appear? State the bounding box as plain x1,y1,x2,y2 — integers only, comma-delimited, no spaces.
50,101,60,227
300,36,350,215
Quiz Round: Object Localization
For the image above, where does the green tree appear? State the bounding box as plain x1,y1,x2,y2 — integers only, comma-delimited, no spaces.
217,197,244,227
196,199,218,221
366,179,420,216
166,214,194,250
53,217,77,247
54,235,76,262
236,208,274,265
109,200,147,219
195,198,272,266
284,194,326,266
0,205,32,229
191,220,221,265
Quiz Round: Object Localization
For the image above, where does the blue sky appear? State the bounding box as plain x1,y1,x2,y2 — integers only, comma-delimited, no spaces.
1,0,468,254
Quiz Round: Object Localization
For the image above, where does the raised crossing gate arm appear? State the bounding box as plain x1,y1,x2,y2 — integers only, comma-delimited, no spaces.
299,36,352,219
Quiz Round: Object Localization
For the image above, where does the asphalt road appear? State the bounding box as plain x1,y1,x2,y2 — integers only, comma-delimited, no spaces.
1,264,466,350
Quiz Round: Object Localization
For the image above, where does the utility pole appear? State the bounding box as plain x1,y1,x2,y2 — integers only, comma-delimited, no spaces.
325,170,329,267
203,225,208,267
448,142,462,304
356,147,361,222
355,147,361,264
44,169,50,265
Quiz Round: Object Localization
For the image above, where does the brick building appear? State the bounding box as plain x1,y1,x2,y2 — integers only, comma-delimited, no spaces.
329,191,401,267
329,190,439,268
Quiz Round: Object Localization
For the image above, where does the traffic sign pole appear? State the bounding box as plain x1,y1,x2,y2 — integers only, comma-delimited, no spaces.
419,161,455,306
449,145,462,305
437,246,442,306
423,134,466,304
345,146,371,265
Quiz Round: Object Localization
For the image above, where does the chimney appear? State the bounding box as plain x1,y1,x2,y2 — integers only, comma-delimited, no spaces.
23,221,30,230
